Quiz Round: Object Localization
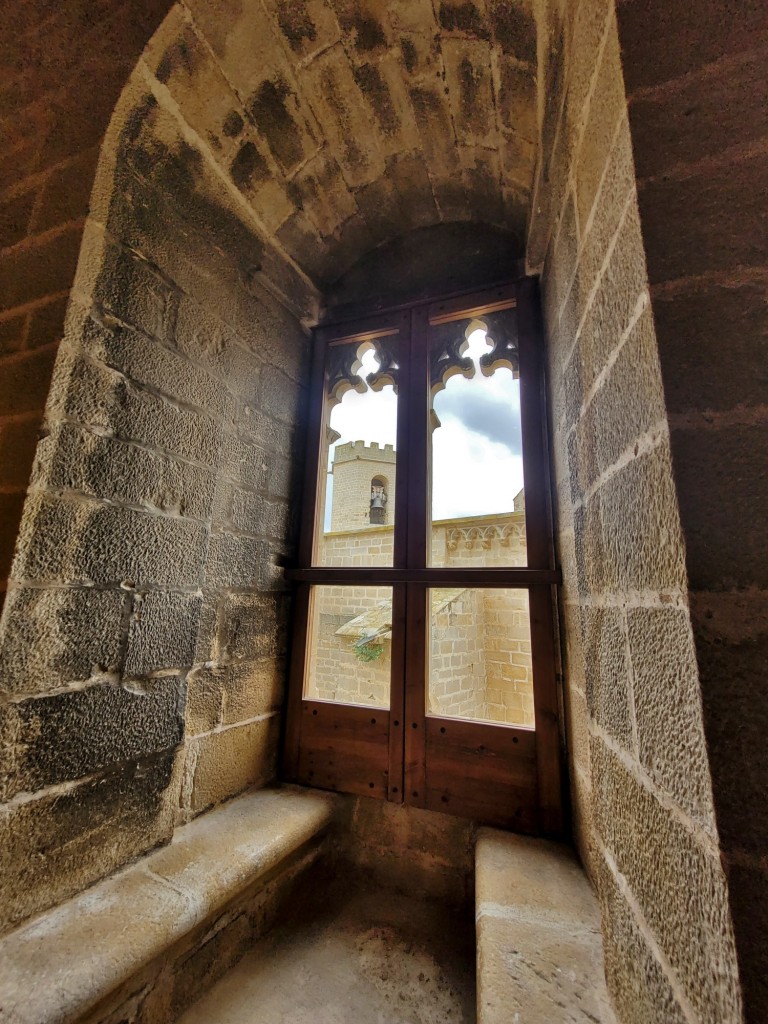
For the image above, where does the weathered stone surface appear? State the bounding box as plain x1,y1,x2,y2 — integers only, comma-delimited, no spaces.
216,592,288,662
125,591,202,676
221,658,286,726
591,736,742,1024
599,860,688,1024
475,829,611,1024
627,606,714,825
189,716,281,813
581,606,633,748
343,794,474,906
0,786,339,1024
0,679,184,801
35,422,217,522
0,585,126,694
0,750,180,935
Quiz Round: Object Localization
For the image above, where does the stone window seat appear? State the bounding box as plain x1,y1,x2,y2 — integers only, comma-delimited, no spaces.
475,828,615,1023
0,786,340,1024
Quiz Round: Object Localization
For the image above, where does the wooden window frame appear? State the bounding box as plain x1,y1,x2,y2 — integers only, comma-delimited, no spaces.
283,277,564,836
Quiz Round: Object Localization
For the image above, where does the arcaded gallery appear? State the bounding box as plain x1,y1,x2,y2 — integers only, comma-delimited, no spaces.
0,1,765,1021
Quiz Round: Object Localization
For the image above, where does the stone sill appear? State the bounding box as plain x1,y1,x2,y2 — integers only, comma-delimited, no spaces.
475,828,616,1023
0,785,340,1024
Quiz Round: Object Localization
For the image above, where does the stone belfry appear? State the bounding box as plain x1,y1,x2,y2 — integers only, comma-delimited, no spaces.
329,441,397,532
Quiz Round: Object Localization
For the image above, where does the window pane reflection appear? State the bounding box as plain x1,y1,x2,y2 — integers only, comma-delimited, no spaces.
428,587,534,728
305,585,392,709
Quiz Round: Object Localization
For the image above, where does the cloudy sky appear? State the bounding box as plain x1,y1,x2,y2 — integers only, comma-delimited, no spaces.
325,329,524,527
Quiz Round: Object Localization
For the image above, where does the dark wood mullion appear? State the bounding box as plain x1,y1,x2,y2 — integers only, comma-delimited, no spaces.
516,276,553,571
282,581,312,779
403,582,428,807
516,276,564,836
426,281,517,325
387,584,407,802
298,332,330,568
287,567,561,585
528,585,563,835
392,309,412,570
402,304,430,808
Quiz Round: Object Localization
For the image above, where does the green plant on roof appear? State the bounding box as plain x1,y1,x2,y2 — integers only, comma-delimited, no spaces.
351,624,389,663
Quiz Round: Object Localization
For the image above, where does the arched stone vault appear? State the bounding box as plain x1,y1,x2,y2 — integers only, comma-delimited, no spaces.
131,0,538,301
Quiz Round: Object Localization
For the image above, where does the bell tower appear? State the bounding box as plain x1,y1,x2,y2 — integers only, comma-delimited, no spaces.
329,441,397,532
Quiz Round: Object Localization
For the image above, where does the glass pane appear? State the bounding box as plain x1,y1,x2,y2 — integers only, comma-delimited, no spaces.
314,334,399,567
428,588,534,728
428,309,527,567
305,585,393,709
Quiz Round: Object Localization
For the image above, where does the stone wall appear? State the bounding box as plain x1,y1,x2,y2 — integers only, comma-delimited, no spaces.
0,36,310,934
530,0,742,1021
614,4,768,1017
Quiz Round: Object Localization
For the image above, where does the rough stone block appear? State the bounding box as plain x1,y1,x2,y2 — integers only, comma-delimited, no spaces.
75,501,209,588
81,316,229,421
35,422,217,521
0,749,180,935
475,829,610,1024
189,715,280,813
579,306,665,485
204,533,269,590
92,242,174,344
638,149,768,287
599,441,687,594
581,605,633,748
0,585,126,694
185,666,224,736
578,115,636,291
671,423,768,591
690,590,768,857
0,344,58,417
627,606,714,825
12,493,208,588
219,431,269,490
577,200,648,395
125,591,202,677
0,677,184,801
574,22,627,234
300,46,384,188
262,0,342,62
221,657,286,725
591,735,742,1024
229,489,290,540
598,858,688,1024
652,276,768,416
47,350,223,468
217,592,288,662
